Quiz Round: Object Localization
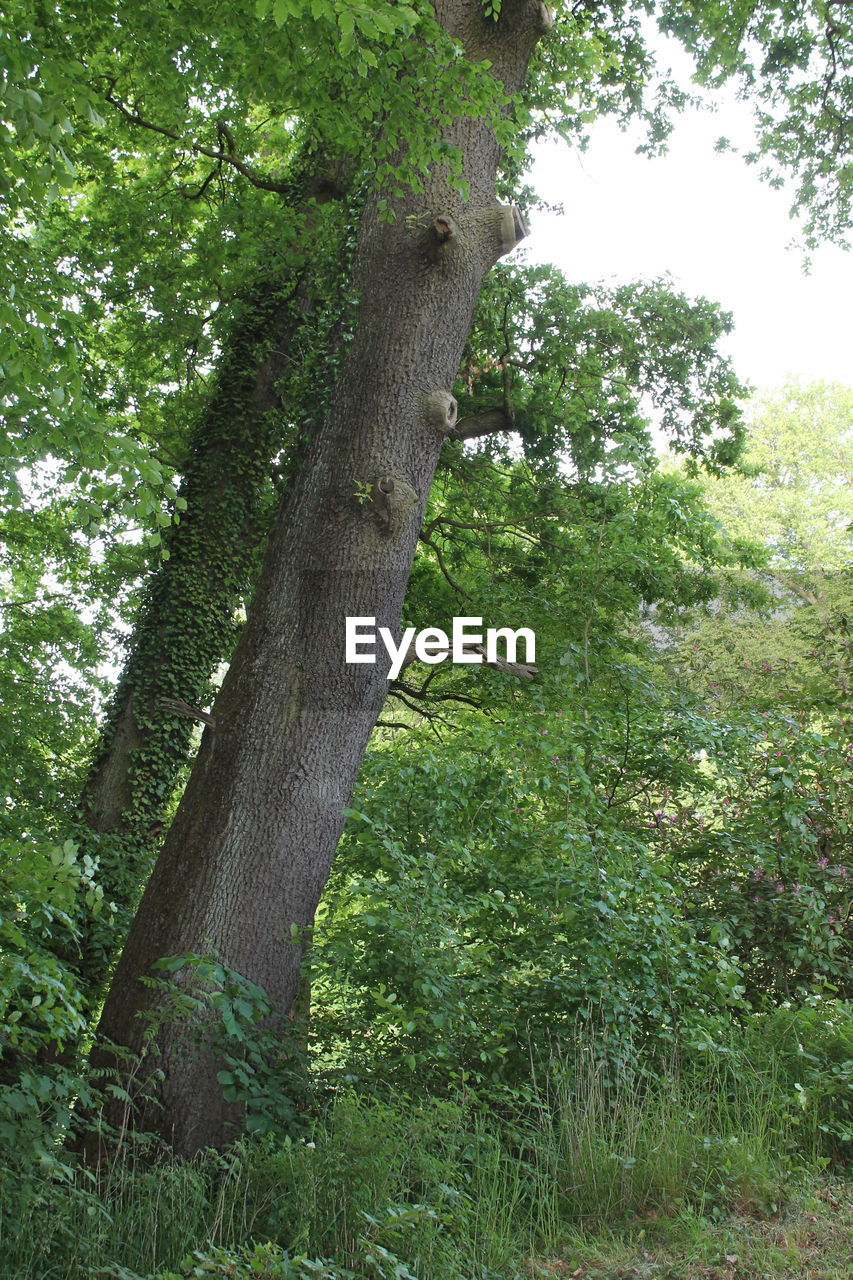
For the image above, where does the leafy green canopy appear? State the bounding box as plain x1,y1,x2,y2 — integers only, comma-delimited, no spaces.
3,0,850,500
457,263,746,475
669,381,853,708
659,0,853,247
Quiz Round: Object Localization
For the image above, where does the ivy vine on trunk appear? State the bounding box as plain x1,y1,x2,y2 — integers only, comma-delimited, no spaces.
68,164,358,1008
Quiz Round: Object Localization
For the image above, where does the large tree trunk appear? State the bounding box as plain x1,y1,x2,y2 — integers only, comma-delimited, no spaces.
93,0,551,1156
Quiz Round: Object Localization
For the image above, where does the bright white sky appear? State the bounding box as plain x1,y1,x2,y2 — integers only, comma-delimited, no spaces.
524,85,852,393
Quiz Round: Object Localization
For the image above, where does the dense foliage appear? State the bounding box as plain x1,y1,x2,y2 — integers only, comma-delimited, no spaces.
1,0,851,1274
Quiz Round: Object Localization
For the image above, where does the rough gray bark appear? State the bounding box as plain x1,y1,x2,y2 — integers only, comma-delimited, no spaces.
93,0,552,1156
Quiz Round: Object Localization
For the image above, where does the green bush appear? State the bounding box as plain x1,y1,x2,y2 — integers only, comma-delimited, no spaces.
153,1237,419,1280
741,1001,852,1161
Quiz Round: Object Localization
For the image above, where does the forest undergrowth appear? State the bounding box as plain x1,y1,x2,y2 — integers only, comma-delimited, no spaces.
1,1014,850,1280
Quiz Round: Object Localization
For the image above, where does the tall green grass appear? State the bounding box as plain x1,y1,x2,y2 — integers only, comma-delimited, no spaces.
0,1028,839,1280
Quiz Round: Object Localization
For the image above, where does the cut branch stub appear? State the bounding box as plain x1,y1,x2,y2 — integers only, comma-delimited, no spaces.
537,3,555,32
422,389,459,435
370,474,418,535
372,475,395,531
424,214,458,265
500,205,528,254
431,215,457,245
475,204,529,266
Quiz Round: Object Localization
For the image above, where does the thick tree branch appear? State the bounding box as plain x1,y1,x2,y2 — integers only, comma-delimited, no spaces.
449,407,517,440
468,642,538,678
399,638,537,680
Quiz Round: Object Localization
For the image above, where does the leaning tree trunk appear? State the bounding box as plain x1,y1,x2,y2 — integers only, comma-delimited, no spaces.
93,0,552,1156
71,185,352,1003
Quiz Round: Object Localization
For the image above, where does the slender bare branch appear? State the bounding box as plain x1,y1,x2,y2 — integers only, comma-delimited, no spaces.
101,86,298,196
389,679,484,709
418,533,471,598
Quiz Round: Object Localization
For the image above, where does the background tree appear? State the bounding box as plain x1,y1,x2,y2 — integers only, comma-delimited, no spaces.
664,383,852,1000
